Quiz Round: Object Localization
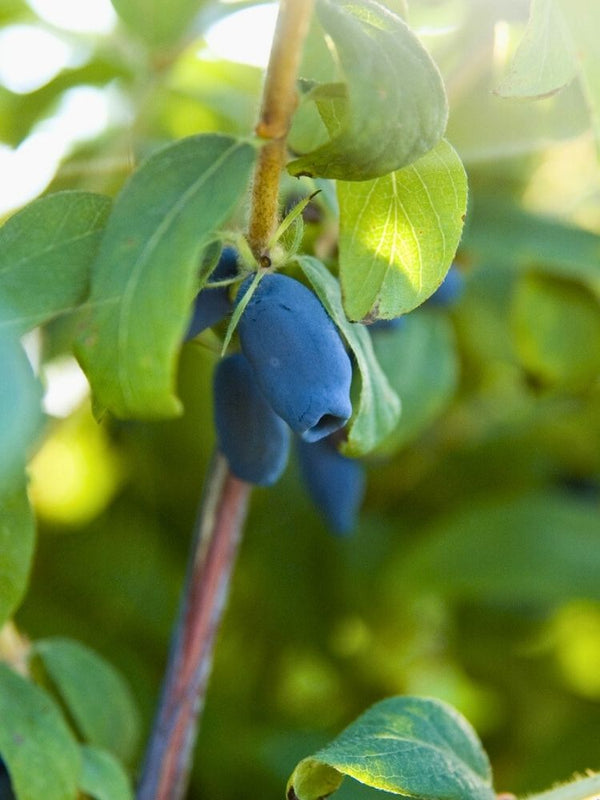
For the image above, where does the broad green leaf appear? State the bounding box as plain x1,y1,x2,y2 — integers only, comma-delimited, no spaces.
337,140,467,321
527,772,600,800
371,311,459,454
110,0,205,48
296,256,400,456
33,637,141,764
287,696,494,800
79,745,133,800
287,0,448,181
399,494,600,606
511,273,600,390
496,0,577,98
0,663,81,800
0,484,36,628
76,134,255,419
0,332,43,491
557,0,600,149
0,192,111,335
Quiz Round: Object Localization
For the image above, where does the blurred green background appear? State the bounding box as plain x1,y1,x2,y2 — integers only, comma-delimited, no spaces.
1,0,600,797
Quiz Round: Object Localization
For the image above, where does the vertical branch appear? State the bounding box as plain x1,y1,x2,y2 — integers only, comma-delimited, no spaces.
136,455,250,800
248,0,316,258
136,2,315,798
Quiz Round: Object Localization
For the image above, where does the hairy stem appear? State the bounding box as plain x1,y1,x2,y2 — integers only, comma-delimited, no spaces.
248,0,316,259
136,455,250,800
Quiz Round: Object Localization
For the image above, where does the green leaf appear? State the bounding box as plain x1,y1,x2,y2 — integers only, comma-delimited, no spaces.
511,273,600,390
110,0,205,48
400,493,600,607
495,0,577,99
0,192,111,335
337,140,468,321
0,483,36,628
79,745,133,800
0,663,81,800
33,637,141,764
0,332,43,491
287,0,448,180
76,134,255,419
557,0,600,150
526,772,600,800
287,696,494,800
296,256,400,456
371,311,459,454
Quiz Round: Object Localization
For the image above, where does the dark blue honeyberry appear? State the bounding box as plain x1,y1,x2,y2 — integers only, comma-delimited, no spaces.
426,264,464,307
237,273,352,443
296,435,365,534
185,246,238,340
213,352,290,486
0,760,15,800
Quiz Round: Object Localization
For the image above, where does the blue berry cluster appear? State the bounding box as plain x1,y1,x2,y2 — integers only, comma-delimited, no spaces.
187,249,365,533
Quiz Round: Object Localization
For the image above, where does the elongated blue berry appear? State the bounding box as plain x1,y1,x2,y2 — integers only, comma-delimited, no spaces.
426,264,464,307
237,273,352,442
213,352,290,486
185,246,238,340
296,436,365,534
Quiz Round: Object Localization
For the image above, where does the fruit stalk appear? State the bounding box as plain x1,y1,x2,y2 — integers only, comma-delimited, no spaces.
136,2,314,797
248,0,315,259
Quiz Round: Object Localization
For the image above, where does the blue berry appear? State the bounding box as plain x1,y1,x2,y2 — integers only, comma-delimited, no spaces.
296,436,365,534
213,352,290,486
0,761,15,800
237,273,352,442
426,264,464,307
185,246,238,340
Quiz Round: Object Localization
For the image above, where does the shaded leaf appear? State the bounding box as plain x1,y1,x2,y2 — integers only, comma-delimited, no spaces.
296,256,400,456
287,0,447,180
0,332,43,491
79,745,133,800
400,493,600,606
287,696,494,800
338,140,467,320
0,663,81,800
33,637,141,764
496,0,576,99
76,134,255,419
0,192,111,335
371,311,459,454
0,483,36,628
511,273,600,390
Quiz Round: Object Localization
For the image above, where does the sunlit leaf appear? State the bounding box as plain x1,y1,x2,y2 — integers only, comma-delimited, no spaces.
76,134,255,419
287,0,447,180
337,139,467,321
296,256,400,456
34,637,141,764
496,0,577,99
371,311,459,454
527,772,600,800
0,664,81,800
0,483,36,628
400,493,600,606
0,192,111,335
110,0,206,48
511,272,600,390
79,745,133,800
287,696,494,800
